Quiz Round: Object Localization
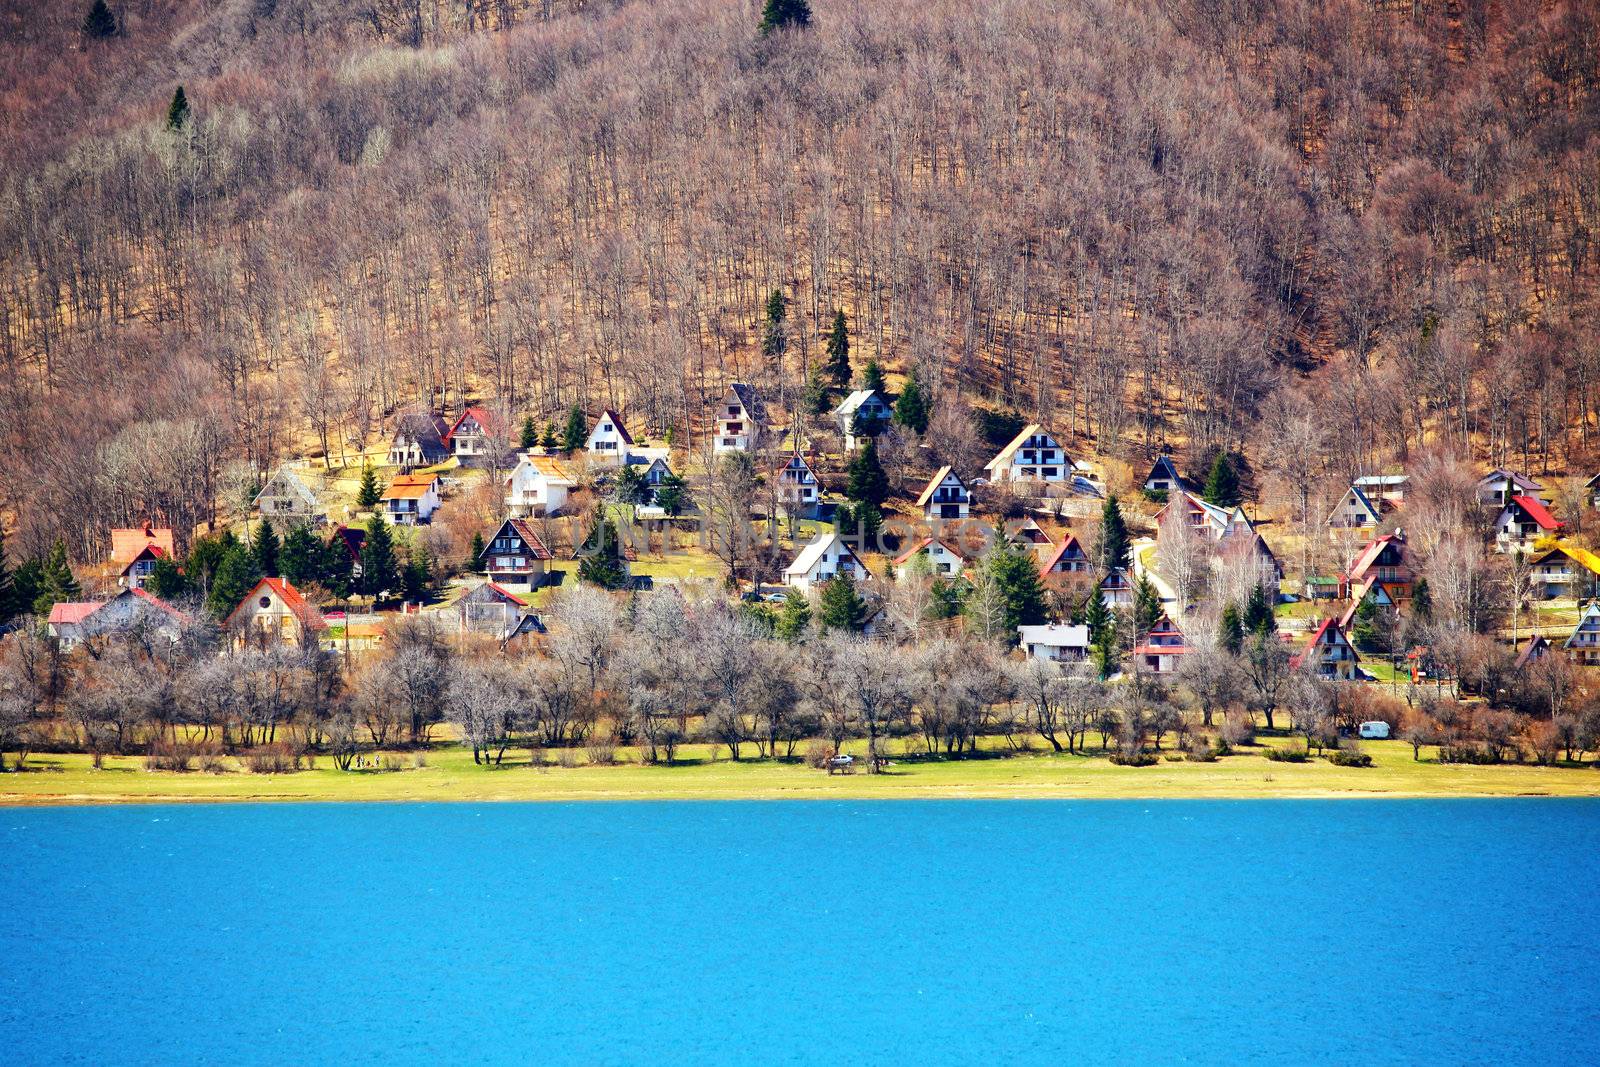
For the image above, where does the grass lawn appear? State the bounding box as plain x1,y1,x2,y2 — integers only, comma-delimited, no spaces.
4,738,1597,806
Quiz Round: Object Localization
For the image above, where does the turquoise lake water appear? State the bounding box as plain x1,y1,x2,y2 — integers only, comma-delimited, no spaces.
1,799,1597,1065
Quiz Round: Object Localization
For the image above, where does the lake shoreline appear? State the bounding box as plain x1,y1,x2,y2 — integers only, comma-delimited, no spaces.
5,741,1599,806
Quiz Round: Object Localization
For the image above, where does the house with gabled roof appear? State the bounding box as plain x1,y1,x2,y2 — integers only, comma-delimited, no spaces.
388,412,450,470
46,600,105,648
1099,567,1134,608
1142,455,1188,496
983,425,1071,484
1354,473,1408,505
1478,468,1546,507
1017,623,1090,662
224,577,326,649
1133,614,1188,674
1530,542,1600,600
480,519,553,589
1154,491,1254,542
381,472,442,525
713,383,767,454
505,453,575,517
1494,495,1561,552
1291,618,1360,680
444,407,504,463
110,521,175,590
834,389,892,450
1037,533,1091,580
892,537,968,579
634,457,682,519
1007,517,1053,548
454,580,543,641
1587,473,1600,510
1346,533,1410,592
1338,577,1402,629
585,409,634,462
1565,602,1600,666
254,466,321,525
76,588,189,646
784,531,869,591
917,466,970,522
331,524,365,578
1328,484,1383,530
777,452,823,519
1219,527,1283,585
1515,634,1551,671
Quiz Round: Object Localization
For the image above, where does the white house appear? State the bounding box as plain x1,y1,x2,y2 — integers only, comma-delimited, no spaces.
784,531,869,591
222,577,327,649
1132,614,1188,674
1155,491,1254,541
1494,495,1562,551
505,453,575,517
983,424,1072,484
713,383,767,454
1142,455,1187,495
480,518,553,589
387,412,451,469
1327,484,1383,530
1017,623,1090,662
381,472,442,525
110,522,176,590
777,452,823,519
917,466,970,522
444,407,503,461
1353,473,1408,505
892,537,967,578
1477,468,1546,507
634,457,680,519
254,466,321,525
1099,568,1134,608
585,409,634,463
1530,543,1600,600
834,389,892,450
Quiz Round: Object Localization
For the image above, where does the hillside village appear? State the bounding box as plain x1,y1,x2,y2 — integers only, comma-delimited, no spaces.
7,330,1600,774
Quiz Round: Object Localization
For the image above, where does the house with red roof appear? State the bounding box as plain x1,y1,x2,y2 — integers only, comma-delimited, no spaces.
1291,618,1361,680
892,537,968,579
1494,495,1561,552
110,521,175,589
1345,534,1410,594
1037,533,1091,580
1132,614,1188,674
46,600,104,648
444,406,504,462
223,577,326,648
454,580,544,641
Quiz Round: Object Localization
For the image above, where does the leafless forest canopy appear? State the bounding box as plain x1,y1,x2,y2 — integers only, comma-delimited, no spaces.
1,0,1597,559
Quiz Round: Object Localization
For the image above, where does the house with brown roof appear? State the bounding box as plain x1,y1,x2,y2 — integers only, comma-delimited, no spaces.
444,407,504,463
479,519,553,589
110,521,175,589
917,467,970,522
505,453,575,517
1345,534,1411,594
381,472,442,525
388,412,451,470
892,537,968,579
1291,618,1361,680
585,410,634,462
1038,533,1091,580
454,580,544,641
1477,468,1546,507
223,577,326,648
1133,614,1188,674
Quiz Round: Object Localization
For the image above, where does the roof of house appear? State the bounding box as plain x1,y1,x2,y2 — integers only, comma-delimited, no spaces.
835,389,886,417
1354,473,1409,489
1144,455,1186,486
110,522,175,568
1009,517,1053,545
48,600,105,626
1507,494,1561,531
333,524,365,560
124,587,190,622
723,383,767,424
383,473,439,500
1533,541,1600,577
1133,615,1187,656
1480,468,1544,492
445,406,501,444
1016,623,1090,647
1333,484,1382,521
1515,634,1551,670
512,453,575,486
595,410,634,445
1100,567,1131,589
1037,533,1088,576
1348,534,1403,582
785,532,863,577
891,537,967,568
984,423,1061,472
1292,618,1356,668
391,413,451,453
224,577,327,632
482,519,554,561
253,466,319,508
1567,603,1600,647
915,466,966,507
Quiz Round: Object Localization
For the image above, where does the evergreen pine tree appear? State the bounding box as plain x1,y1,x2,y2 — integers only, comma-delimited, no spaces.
252,518,280,578
402,545,434,604
1202,452,1241,507
468,531,486,570
833,501,882,543
206,544,261,620
82,0,118,39
1096,494,1131,572
184,532,233,594
1242,583,1276,635
893,368,929,434
929,575,964,619
32,540,81,617
1411,578,1432,622
1083,588,1112,645
317,537,353,600
146,555,189,600
519,415,537,449
279,523,320,585
356,464,382,508
562,404,587,453
825,309,850,385
803,364,829,415
861,358,886,393
775,593,813,642
845,438,889,508
817,572,867,632
654,474,687,517
761,289,787,365
1134,573,1162,633
1092,614,1120,680
1218,602,1244,655
758,0,812,35
987,544,1049,634
540,422,558,449
10,558,42,620
577,511,628,589
359,514,398,602
166,86,191,131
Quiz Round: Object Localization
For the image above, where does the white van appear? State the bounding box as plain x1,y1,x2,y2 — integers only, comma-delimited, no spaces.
1359,721,1391,740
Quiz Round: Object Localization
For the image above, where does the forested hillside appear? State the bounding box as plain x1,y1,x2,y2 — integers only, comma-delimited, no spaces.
1,0,1597,559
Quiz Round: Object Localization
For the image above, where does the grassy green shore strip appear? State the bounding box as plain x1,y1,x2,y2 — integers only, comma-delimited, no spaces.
3,740,1598,805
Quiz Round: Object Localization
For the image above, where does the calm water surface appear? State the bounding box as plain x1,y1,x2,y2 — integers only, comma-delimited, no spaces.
2,799,1597,1066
